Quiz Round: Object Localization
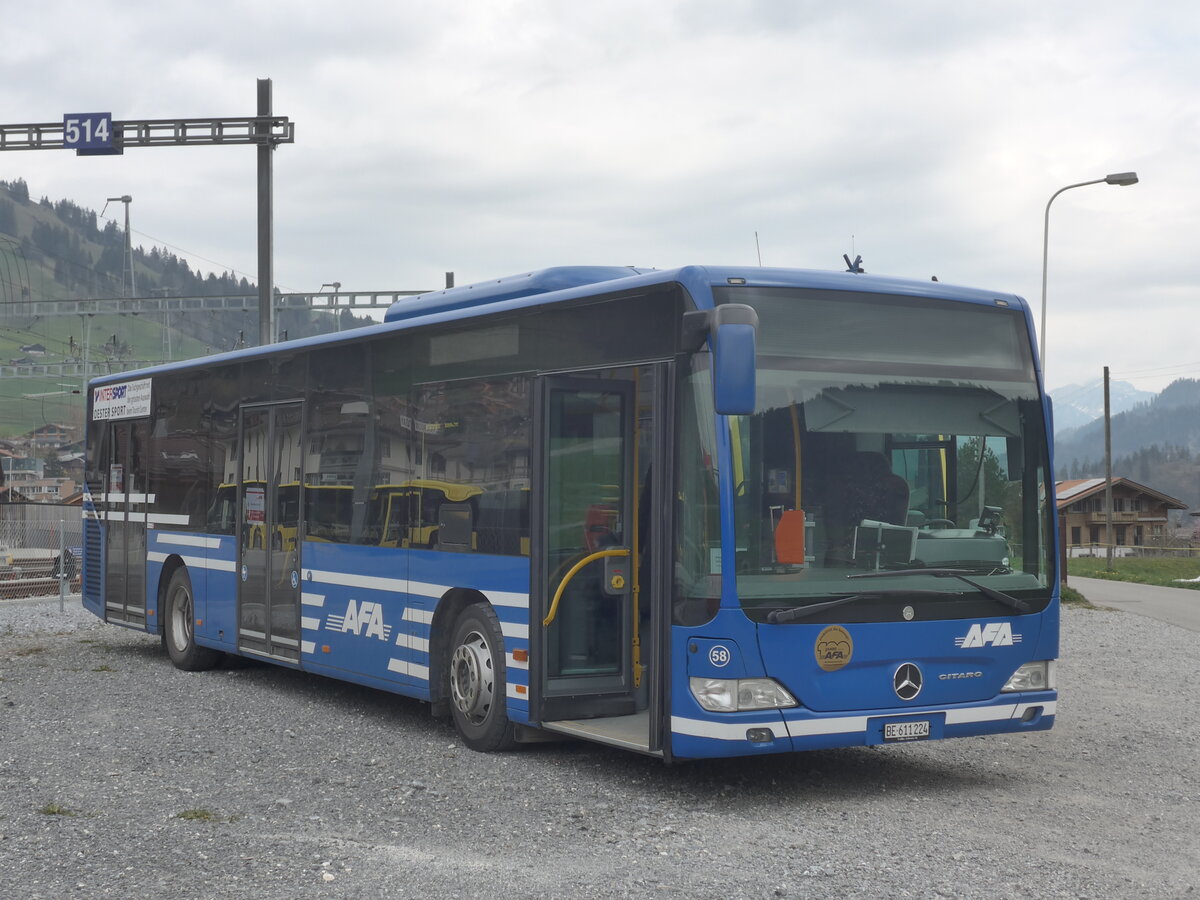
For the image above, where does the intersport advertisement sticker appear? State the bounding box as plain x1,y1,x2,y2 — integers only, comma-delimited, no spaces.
92,378,152,421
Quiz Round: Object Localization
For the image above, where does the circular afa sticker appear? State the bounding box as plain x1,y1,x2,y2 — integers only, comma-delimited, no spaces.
815,625,853,672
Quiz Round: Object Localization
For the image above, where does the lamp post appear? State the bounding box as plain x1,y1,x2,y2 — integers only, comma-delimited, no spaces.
1039,172,1138,377
320,282,342,331
101,195,135,298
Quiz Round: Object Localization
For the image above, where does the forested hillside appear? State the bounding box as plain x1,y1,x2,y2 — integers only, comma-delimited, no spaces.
0,177,372,353
0,178,375,437
1054,378,1200,510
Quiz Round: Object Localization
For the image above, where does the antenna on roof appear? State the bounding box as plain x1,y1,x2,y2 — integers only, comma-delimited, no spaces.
843,254,865,274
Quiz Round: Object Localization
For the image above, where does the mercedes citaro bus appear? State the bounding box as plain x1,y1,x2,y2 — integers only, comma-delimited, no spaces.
83,265,1057,760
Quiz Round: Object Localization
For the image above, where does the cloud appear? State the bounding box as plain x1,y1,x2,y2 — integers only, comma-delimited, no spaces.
3,0,1198,389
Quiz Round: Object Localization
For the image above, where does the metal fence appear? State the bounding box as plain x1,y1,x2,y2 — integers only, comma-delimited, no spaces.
1067,542,1200,559
0,503,82,603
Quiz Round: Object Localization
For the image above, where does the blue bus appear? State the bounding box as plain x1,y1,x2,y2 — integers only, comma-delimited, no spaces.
82,265,1057,760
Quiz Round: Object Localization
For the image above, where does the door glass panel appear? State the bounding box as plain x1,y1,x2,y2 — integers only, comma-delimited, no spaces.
238,403,303,657
103,421,148,622
546,387,628,681
125,420,148,619
270,405,302,642
103,424,128,615
240,409,270,638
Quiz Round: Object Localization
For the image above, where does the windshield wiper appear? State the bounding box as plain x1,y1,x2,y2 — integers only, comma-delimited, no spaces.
847,567,1030,613
766,589,955,624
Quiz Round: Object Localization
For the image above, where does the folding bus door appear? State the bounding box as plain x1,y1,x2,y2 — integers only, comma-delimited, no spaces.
237,403,304,662
534,364,668,754
103,420,150,626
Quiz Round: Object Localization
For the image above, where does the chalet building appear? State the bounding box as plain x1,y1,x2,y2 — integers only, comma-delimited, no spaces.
1057,478,1189,552
22,424,77,449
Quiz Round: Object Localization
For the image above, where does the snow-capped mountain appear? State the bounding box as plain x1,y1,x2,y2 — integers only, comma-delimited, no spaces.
1048,379,1156,433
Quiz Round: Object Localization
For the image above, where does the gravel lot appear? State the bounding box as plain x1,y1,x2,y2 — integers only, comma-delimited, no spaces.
1,598,1197,899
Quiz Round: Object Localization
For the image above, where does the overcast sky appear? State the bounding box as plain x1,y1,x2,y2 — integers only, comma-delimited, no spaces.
3,0,1196,393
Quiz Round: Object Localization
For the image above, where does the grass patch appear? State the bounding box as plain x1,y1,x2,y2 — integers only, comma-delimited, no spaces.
176,808,217,822
40,803,76,817
1068,556,1200,589
91,664,115,673
13,647,47,657
1060,585,1094,608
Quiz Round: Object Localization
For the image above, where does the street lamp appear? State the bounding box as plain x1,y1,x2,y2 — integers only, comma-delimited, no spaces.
320,282,343,331
1039,172,1138,377
101,194,135,298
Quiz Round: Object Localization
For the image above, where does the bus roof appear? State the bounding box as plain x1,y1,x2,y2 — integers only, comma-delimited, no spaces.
89,265,1027,386
384,265,1025,323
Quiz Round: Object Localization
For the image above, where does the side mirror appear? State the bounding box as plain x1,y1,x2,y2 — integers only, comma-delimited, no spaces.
683,304,758,415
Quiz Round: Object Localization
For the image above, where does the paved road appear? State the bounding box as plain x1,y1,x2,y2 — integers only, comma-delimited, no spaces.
1070,575,1200,632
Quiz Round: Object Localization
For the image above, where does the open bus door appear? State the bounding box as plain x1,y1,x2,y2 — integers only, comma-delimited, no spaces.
533,366,669,755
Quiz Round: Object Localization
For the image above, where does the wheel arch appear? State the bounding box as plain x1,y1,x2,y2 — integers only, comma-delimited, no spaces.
155,553,189,636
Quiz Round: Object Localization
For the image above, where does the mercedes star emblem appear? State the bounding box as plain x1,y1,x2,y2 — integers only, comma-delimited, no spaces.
894,663,923,701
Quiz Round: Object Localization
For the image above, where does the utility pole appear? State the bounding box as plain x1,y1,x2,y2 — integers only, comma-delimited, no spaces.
1104,366,1114,572
257,78,274,346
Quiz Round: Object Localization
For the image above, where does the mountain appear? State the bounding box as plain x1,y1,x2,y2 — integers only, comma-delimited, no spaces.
0,177,375,353
0,178,376,438
1049,379,1156,432
1053,378,1200,511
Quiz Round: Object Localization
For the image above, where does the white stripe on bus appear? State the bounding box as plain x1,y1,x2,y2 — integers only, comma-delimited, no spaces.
407,579,528,608
306,569,405,593
146,551,236,572
403,608,434,625
301,593,325,607
387,659,430,680
409,635,430,654
500,621,529,640
153,533,223,550
103,512,189,525
671,716,788,741
301,617,322,631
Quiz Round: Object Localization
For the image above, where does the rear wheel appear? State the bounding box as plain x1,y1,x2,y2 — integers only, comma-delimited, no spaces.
448,603,516,751
162,568,221,671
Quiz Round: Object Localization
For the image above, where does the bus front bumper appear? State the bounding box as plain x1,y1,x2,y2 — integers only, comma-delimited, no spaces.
669,691,1057,759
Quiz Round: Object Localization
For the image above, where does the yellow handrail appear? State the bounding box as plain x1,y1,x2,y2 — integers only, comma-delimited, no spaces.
543,548,630,627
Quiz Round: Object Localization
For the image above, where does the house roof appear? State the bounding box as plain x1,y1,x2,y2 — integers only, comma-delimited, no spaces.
1055,477,1189,511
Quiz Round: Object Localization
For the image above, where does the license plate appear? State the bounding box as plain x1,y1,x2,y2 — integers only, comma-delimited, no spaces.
884,720,930,742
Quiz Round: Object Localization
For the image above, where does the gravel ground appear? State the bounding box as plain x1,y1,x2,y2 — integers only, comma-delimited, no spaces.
1,597,1197,899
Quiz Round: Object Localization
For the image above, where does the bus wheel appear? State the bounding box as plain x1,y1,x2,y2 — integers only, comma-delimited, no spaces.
448,603,516,751
163,568,221,672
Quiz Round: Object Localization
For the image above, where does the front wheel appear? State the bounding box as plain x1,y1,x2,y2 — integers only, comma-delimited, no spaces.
162,568,221,671
448,603,516,751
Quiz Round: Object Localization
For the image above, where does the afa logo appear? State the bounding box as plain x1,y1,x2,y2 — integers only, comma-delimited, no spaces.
325,599,393,641
955,622,1022,649
815,625,853,672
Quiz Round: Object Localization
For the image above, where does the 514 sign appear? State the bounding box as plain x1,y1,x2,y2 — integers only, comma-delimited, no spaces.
63,112,118,154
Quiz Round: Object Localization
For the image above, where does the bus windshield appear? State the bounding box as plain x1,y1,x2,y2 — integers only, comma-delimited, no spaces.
714,286,1053,618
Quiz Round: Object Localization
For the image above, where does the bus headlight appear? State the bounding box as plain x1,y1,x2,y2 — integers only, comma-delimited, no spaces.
1002,660,1055,693
689,677,798,712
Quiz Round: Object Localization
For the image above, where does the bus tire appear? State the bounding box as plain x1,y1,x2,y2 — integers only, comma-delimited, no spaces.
162,568,221,672
448,603,516,752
